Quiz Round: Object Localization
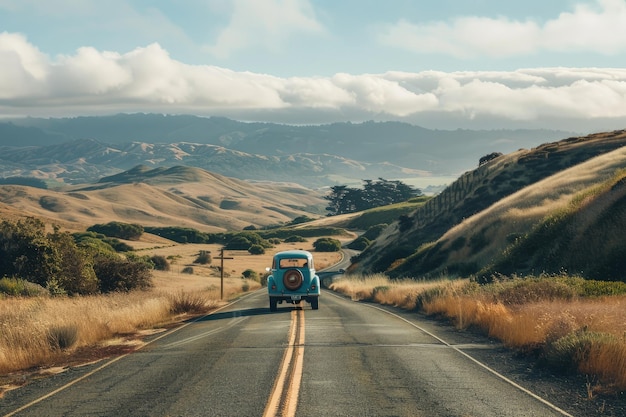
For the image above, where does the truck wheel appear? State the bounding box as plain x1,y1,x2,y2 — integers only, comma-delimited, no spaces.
311,297,319,310
270,298,278,312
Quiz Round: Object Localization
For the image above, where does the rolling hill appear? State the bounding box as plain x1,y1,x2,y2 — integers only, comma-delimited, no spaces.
0,165,326,233
351,130,626,281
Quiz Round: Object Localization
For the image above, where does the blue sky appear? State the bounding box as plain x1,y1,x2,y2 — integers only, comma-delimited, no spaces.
1,0,626,131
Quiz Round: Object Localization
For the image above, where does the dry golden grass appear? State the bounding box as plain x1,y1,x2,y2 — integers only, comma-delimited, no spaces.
439,146,626,268
0,237,340,390
0,293,173,374
331,275,626,392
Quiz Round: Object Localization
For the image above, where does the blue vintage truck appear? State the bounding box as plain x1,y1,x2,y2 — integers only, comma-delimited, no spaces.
267,250,320,311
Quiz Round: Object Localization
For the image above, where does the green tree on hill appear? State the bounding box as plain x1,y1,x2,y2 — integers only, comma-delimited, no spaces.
325,178,421,216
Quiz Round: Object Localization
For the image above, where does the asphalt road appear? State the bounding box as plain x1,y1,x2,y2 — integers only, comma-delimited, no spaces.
1,289,574,417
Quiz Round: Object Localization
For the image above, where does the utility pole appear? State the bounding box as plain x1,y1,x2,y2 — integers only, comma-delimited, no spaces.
215,248,234,300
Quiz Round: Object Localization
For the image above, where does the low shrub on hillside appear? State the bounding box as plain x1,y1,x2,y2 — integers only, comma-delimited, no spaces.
242,269,258,281
0,277,46,297
248,244,265,255
284,235,307,243
313,237,342,252
347,236,370,251
194,250,212,264
150,255,170,271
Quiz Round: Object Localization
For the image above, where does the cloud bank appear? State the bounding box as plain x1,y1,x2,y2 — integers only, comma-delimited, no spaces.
377,0,626,58
1,31,625,132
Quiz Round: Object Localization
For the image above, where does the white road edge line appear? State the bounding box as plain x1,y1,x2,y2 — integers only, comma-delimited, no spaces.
325,291,575,417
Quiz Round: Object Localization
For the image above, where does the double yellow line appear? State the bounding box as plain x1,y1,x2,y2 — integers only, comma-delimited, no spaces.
263,308,305,417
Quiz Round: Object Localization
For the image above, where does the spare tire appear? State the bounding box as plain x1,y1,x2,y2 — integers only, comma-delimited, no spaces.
283,269,303,290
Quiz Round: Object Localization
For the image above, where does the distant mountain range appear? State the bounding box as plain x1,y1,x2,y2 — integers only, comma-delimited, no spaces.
0,113,574,188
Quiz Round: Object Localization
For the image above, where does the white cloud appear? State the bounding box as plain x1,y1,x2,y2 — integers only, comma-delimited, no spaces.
377,0,626,58
207,0,325,59
1,32,626,130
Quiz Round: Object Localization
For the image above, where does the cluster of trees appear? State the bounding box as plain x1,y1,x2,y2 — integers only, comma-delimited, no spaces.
325,178,421,216
88,222,144,241
0,218,153,295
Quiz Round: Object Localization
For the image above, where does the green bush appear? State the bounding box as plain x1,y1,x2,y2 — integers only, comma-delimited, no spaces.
242,269,259,281
284,235,307,243
143,226,212,244
347,236,370,251
542,330,618,373
93,253,153,292
226,236,253,250
493,278,576,305
87,222,144,240
0,277,46,297
0,219,99,295
313,237,342,252
362,224,388,241
249,244,265,255
150,255,170,271
181,266,194,274
194,250,212,264
260,272,270,287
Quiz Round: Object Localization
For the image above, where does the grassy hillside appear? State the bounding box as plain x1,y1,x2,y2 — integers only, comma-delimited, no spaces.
352,130,626,281
0,166,326,233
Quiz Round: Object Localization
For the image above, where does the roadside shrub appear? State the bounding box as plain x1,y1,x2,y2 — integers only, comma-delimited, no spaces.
93,254,153,292
0,219,100,295
493,278,576,305
260,272,270,287
313,237,342,252
47,324,79,350
169,291,209,314
248,244,265,255
181,266,194,274
542,330,618,373
194,250,212,264
242,269,259,281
